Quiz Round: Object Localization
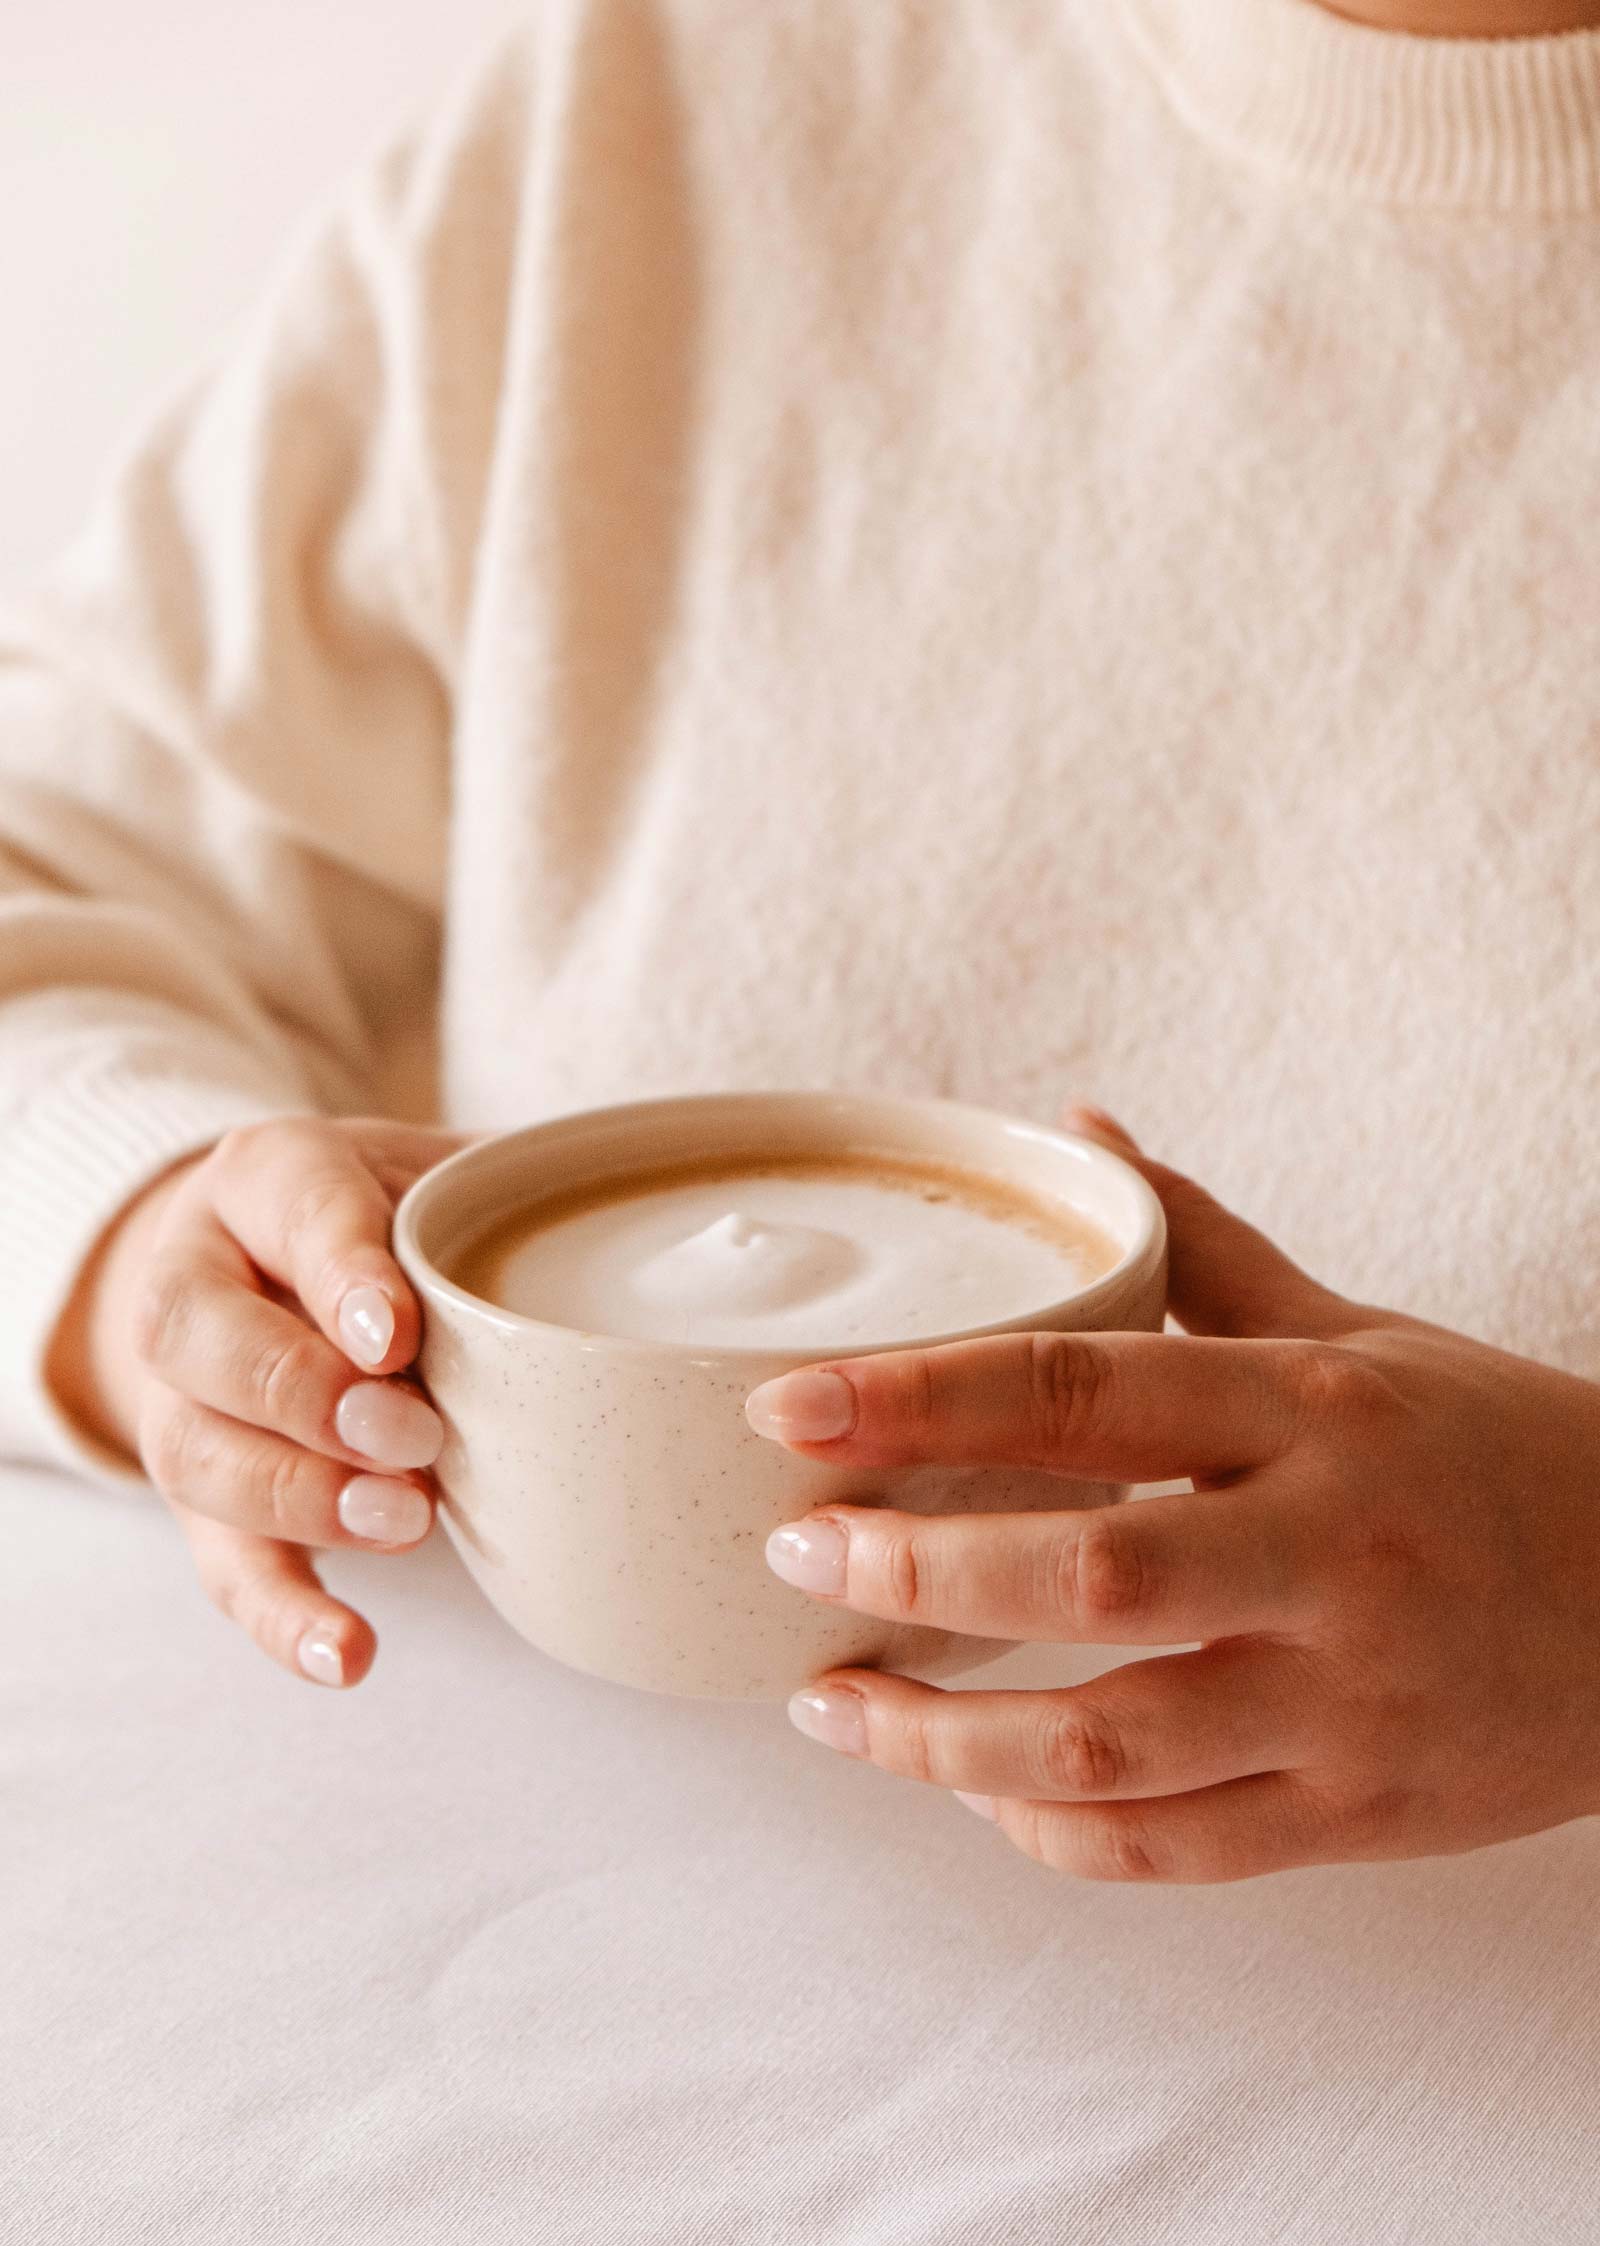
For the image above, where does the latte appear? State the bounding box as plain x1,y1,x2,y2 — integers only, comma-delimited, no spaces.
450,1151,1121,1349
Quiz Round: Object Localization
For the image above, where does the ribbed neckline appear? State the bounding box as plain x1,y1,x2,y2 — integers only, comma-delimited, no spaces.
1119,0,1600,210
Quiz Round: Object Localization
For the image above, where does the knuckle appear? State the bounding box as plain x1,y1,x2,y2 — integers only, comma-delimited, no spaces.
993,1800,1058,1871
1319,1664,1424,1793
1031,1705,1128,1796
261,1442,318,1542
131,1263,191,1372
1208,1774,1349,1878
887,1710,942,1788
249,1327,330,1428
211,1118,291,1174
1292,1343,1402,1429
1343,1511,1427,1582
897,1351,940,1437
276,1169,351,1248
1091,1821,1165,1884
208,1124,258,1174
214,1115,323,1168
1338,1779,1413,1851
144,1400,206,1495
1026,1333,1114,1461
879,1525,932,1621
1003,1804,1165,1883
1061,1516,1148,1630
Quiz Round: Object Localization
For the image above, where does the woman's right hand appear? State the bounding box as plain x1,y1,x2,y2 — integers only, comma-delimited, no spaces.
47,1114,475,1688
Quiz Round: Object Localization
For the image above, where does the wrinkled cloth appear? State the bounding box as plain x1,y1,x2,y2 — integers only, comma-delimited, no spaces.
7,1460,1599,2246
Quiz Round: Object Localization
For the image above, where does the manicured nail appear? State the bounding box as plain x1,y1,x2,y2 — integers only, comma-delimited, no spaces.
334,1380,443,1469
337,1473,431,1546
745,1369,857,1443
766,1518,848,1596
297,1628,344,1687
787,1686,867,1757
338,1285,395,1367
954,1791,1000,1822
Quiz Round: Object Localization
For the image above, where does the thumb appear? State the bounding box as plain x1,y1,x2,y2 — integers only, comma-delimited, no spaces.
1060,1102,1369,1341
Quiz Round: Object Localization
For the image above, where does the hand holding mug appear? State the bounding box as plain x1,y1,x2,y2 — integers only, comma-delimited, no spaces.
754,1107,1600,1882
394,1091,1168,1697
48,1115,471,1686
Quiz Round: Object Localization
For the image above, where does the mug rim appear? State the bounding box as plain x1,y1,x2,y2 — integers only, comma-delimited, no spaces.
392,1089,1168,1362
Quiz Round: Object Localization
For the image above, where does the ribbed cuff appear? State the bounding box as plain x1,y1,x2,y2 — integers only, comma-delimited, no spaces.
1122,0,1600,211
0,1060,306,1490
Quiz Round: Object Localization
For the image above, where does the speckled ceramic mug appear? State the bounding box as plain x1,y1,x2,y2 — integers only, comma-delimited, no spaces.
393,1090,1167,1700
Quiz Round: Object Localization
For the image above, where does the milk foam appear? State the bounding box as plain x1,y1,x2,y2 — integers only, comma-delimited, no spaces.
477,1170,1111,1348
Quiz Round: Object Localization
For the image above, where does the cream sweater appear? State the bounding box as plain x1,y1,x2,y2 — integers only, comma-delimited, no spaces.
5,0,1600,1488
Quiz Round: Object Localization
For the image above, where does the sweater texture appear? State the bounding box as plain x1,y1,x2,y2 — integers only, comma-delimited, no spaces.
4,0,1600,1482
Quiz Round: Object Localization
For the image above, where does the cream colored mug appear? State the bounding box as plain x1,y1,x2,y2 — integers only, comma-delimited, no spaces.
393,1090,1167,1699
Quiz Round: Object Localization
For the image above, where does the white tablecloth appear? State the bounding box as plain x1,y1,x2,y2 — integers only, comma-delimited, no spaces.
8,1459,1598,2245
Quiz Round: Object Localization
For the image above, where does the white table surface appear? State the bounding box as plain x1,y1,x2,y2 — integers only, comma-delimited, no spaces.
7,1458,1598,2245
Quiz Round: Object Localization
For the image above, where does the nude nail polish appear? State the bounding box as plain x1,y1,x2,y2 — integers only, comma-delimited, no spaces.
338,1285,395,1367
297,1629,344,1687
337,1474,431,1545
787,1686,867,1756
745,1369,857,1443
334,1381,444,1469
765,1519,848,1596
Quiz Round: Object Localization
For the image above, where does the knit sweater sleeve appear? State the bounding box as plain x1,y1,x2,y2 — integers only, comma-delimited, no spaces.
0,25,532,1486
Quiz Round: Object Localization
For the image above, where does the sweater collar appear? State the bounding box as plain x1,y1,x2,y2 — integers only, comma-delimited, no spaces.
1120,0,1600,211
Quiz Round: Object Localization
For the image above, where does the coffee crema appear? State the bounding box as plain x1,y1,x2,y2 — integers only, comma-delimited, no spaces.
448,1151,1122,1349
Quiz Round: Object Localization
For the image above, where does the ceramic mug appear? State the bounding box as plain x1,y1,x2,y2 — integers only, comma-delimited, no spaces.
393,1089,1168,1699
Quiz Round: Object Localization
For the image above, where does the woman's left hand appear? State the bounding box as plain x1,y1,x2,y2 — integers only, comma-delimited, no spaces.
746,1105,1600,1883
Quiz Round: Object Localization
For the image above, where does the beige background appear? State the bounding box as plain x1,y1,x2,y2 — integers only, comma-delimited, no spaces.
1,0,518,587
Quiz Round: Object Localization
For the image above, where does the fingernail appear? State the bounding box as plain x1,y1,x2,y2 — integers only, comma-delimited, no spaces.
954,1791,1000,1822
745,1369,857,1443
297,1628,344,1687
766,1518,848,1596
787,1686,867,1757
338,1285,395,1367
1067,1104,1138,1149
337,1473,431,1546
334,1380,443,1469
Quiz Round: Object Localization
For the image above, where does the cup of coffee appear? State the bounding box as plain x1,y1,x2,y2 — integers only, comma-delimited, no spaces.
393,1090,1167,1699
